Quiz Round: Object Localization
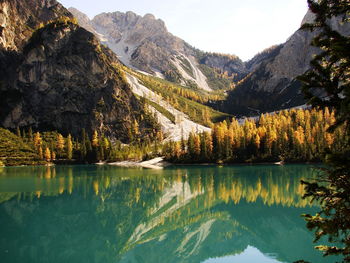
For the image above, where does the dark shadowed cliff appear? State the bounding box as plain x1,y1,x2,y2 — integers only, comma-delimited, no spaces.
0,0,158,142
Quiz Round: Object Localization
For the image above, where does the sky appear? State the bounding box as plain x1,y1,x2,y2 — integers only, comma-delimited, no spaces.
59,0,309,61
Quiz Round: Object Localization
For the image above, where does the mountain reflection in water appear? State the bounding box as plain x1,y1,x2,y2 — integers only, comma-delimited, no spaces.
0,165,332,263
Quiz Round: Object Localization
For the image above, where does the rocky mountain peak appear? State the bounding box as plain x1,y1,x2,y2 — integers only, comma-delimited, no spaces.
221,10,350,116
143,13,155,20
0,0,159,141
301,9,316,26
68,7,97,35
0,0,72,51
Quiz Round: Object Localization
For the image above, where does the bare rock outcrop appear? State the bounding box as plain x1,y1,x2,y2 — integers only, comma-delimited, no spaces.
222,11,350,116
0,0,159,142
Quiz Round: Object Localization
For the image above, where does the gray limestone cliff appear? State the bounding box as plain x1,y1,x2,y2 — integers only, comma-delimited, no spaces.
69,8,246,90
221,11,350,116
90,10,188,74
0,0,158,141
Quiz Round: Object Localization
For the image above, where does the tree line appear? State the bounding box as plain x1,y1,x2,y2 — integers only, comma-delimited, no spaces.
11,127,164,164
163,108,346,164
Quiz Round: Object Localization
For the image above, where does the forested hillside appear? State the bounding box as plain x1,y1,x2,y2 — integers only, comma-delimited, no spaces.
163,108,345,163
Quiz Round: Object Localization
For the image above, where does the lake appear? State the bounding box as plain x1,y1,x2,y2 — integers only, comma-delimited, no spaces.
0,164,334,263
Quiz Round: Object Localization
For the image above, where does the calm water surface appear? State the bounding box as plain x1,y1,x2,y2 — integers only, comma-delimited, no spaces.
0,165,333,263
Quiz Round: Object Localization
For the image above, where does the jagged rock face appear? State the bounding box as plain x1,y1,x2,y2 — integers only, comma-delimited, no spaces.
67,7,98,36
9,22,148,140
71,9,241,90
0,0,72,51
222,12,350,116
0,0,72,91
90,11,187,73
0,0,158,142
245,44,284,72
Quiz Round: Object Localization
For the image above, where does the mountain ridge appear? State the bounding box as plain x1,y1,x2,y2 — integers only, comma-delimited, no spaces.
0,0,159,142
68,7,247,91
220,10,350,116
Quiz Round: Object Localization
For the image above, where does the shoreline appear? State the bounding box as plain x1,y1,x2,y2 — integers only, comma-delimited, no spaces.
0,159,323,169
107,157,171,170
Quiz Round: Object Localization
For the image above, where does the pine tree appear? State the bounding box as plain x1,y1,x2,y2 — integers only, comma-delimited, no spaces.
194,134,201,158
28,127,33,141
98,137,105,161
67,134,73,160
56,134,65,156
92,130,99,148
33,132,43,158
51,151,56,160
21,129,26,139
33,132,42,148
38,146,43,160
298,0,350,130
296,1,350,261
44,147,51,162
80,129,87,160
187,132,196,159
16,126,21,138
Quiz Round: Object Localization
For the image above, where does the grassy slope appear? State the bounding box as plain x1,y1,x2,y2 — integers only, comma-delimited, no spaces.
0,128,42,166
125,68,232,125
143,98,176,124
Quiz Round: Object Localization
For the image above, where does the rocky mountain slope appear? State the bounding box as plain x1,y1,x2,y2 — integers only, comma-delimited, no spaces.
69,6,350,118
69,8,247,91
197,52,247,82
0,0,158,142
220,11,350,116
126,73,211,141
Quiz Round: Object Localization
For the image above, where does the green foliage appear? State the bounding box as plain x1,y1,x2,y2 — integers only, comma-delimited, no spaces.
143,98,176,124
197,64,233,90
0,126,165,166
0,128,42,166
296,1,350,262
124,68,231,125
298,0,350,131
163,67,183,84
176,55,195,78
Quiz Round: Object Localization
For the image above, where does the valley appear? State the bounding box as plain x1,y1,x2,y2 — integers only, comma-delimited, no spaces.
0,0,348,165
0,1,349,263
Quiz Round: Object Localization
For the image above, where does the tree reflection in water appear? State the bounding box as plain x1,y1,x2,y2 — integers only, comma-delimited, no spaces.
0,165,332,263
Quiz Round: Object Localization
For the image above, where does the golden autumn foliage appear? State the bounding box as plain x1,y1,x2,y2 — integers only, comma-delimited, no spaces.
165,108,346,163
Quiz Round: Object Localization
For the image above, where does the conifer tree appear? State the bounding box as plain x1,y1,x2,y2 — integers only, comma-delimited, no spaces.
38,146,43,160
44,147,51,162
16,126,21,138
28,127,33,141
51,151,56,161
33,132,43,158
33,132,42,148
80,129,87,160
56,134,65,156
67,134,73,160
296,0,350,261
21,129,26,139
92,130,99,148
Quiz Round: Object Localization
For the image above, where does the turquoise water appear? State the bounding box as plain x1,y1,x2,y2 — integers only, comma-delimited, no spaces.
0,165,333,263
